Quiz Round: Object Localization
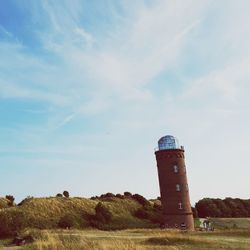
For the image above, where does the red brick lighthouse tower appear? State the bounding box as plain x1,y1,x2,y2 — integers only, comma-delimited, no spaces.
155,135,194,230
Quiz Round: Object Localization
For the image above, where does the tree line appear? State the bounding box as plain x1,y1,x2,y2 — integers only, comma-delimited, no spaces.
195,198,250,218
2,193,250,218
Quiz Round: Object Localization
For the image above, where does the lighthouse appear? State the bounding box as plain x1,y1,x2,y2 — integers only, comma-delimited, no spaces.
155,135,194,230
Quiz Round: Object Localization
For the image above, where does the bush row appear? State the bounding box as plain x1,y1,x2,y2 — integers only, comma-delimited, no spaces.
195,198,250,218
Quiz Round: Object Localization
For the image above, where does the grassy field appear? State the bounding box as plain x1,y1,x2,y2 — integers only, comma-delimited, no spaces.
0,196,157,232
211,218,250,229
1,227,250,250
1,217,250,250
1,197,250,249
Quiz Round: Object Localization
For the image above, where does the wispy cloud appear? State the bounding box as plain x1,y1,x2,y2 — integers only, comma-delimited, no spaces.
2,0,207,128
57,113,76,128
1,0,250,201
0,1,208,111
0,25,13,38
0,81,68,106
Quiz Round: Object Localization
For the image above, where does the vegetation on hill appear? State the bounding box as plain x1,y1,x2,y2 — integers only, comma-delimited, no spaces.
1,193,250,238
195,198,250,218
0,193,162,237
0,198,9,209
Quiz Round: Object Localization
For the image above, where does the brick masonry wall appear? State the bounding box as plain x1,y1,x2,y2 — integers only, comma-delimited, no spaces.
155,148,194,230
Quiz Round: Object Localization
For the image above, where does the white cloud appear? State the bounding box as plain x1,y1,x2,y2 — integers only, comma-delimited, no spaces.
74,27,94,48
0,80,68,106
28,0,208,103
182,57,250,110
2,0,250,201
0,1,210,109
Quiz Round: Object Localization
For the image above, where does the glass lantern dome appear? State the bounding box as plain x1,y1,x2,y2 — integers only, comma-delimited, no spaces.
157,135,181,150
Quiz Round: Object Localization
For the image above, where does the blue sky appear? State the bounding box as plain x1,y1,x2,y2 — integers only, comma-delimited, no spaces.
1,0,250,203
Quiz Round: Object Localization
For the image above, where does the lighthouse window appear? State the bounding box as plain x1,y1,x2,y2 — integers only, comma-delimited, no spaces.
178,202,183,209
173,165,178,173
183,165,186,173
176,184,181,191
186,184,189,191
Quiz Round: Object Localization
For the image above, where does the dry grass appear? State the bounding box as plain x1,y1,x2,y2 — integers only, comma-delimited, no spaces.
1,197,250,249
0,197,150,230
29,230,143,250
0,198,9,209
211,217,250,229
14,228,249,250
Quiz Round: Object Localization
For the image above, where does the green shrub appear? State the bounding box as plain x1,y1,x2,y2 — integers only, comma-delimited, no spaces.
0,210,25,237
89,202,113,229
134,203,163,224
115,194,124,199
58,214,76,229
124,192,132,197
95,202,112,223
63,191,70,198
5,195,15,207
100,193,115,199
132,194,150,207
134,208,148,219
